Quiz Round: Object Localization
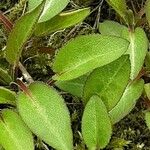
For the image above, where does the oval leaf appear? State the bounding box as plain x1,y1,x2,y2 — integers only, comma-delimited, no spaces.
83,55,130,110
28,0,69,23
17,82,73,150
0,87,16,105
126,27,148,80
99,20,127,37
0,109,34,150
0,68,12,85
82,95,112,149
5,1,45,65
34,8,90,36
109,79,144,124
52,34,129,81
55,74,88,97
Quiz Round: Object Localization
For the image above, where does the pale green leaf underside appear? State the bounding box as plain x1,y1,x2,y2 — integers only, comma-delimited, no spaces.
34,8,90,36
52,34,129,81
17,82,73,150
145,111,150,130
0,87,16,105
126,27,148,80
28,0,69,23
55,74,88,97
99,20,127,37
5,1,45,65
109,79,144,124
83,55,130,111
0,68,12,85
0,109,34,150
82,95,112,149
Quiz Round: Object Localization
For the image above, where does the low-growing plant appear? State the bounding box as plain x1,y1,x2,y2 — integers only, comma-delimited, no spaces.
1,0,150,149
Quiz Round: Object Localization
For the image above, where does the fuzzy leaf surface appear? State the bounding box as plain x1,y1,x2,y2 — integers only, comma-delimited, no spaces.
99,20,127,37
82,95,112,149
109,79,144,124
0,87,16,105
52,34,129,81
17,82,73,150
5,1,45,65
83,55,130,110
126,27,148,80
28,0,69,22
35,8,90,36
0,109,34,150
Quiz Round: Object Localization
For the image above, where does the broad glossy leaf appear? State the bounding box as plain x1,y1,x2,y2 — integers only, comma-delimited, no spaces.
34,8,90,36
0,109,34,150
146,0,150,27
82,95,112,149
55,74,88,97
99,20,127,37
83,55,130,110
145,111,150,130
0,68,12,85
106,0,127,21
126,27,148,80
0,87,16,105
109,79,144,124
28,0,69,23
17,82,73,150
5,1,45,65
52,34,129,81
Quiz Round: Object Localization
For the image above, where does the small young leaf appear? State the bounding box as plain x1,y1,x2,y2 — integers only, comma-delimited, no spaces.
145,111,150,130
5,1,45,65
146,0,150,27
55,74,88,97
0,87,16,105
17,82,73,150
99,20,127,37
106,0,128,22
109,79,144,124
0,109,34,150
144,83,150,100
126,27,148,80
28,0,69,23
52,34,129,81
0,68,12,85
82,95,112,149
34,8,90,36
83,55,130,110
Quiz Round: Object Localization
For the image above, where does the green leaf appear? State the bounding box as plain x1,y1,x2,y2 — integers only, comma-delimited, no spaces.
99,20,127,37
82,95,112,149
52,34,129,81
125,27,148,80
0,109,34,150
145,52,150,71
34,8,90,36
145,111,150,130
28,0,69,23
55,74,88,97
83,55,130,111
144,83,150,100
17,82,73,150
0,68,12,85
5,1,45,65
0,87,16,105
106,0,128,22
109,79,144,124
146,0,150,27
